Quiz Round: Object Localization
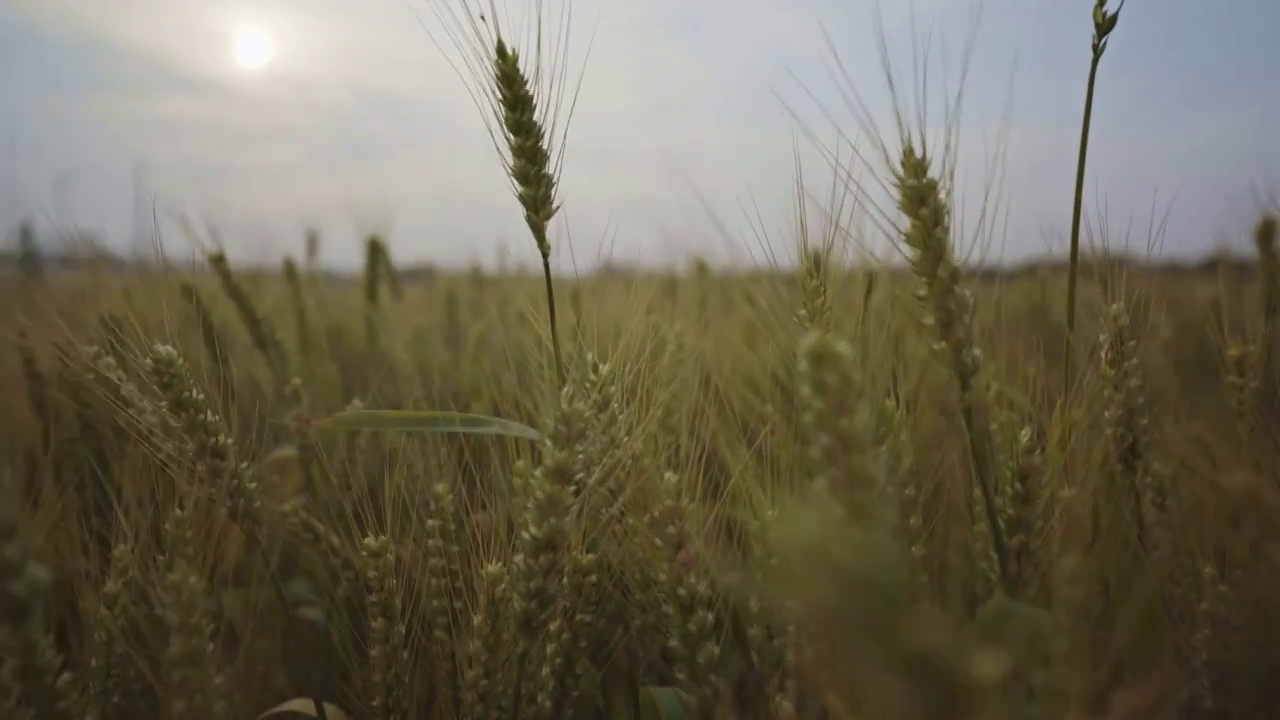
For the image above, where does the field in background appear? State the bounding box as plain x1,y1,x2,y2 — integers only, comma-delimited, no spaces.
3,238,1280,720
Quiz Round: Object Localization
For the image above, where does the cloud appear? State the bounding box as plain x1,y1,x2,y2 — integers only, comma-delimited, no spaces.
2,0,1278,269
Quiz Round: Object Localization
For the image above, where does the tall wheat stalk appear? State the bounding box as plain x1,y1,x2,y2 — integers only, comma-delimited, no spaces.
1063,0,1125,399
421,0,589,389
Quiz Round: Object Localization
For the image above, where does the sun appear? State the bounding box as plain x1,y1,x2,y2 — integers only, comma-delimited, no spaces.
231,24,274,72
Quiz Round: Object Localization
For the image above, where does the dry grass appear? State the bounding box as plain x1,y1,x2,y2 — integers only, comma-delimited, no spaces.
2,1,1279,719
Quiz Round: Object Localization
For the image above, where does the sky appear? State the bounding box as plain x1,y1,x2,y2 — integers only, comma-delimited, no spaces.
1,0,1278,271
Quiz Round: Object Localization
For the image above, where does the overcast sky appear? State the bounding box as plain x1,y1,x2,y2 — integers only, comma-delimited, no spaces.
2,0,1278,271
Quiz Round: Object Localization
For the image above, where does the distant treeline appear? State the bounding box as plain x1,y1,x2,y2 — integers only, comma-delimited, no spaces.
0,246,1262,283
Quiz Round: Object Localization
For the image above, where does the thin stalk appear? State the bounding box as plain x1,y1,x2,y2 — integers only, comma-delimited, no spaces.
1063,0,1125,400
541,256,565,387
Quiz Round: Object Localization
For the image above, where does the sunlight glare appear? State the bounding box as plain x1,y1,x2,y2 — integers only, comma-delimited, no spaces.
232,24,274,72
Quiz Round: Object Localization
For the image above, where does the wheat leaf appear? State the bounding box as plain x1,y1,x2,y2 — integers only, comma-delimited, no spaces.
309,408,543,442
638,686,691,720
257,697,349,720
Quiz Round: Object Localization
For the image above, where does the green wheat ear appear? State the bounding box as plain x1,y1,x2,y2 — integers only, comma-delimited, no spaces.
493,36,561,261
492,34,566,385
894,141,1008,597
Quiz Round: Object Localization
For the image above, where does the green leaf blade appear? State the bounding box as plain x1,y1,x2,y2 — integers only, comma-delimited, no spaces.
638,687,691,720
311,409,543,442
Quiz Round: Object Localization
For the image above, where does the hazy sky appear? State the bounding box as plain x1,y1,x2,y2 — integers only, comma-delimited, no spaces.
2,0,1278,270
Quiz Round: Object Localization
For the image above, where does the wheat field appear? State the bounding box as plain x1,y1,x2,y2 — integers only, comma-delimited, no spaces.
3,1,1280,719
